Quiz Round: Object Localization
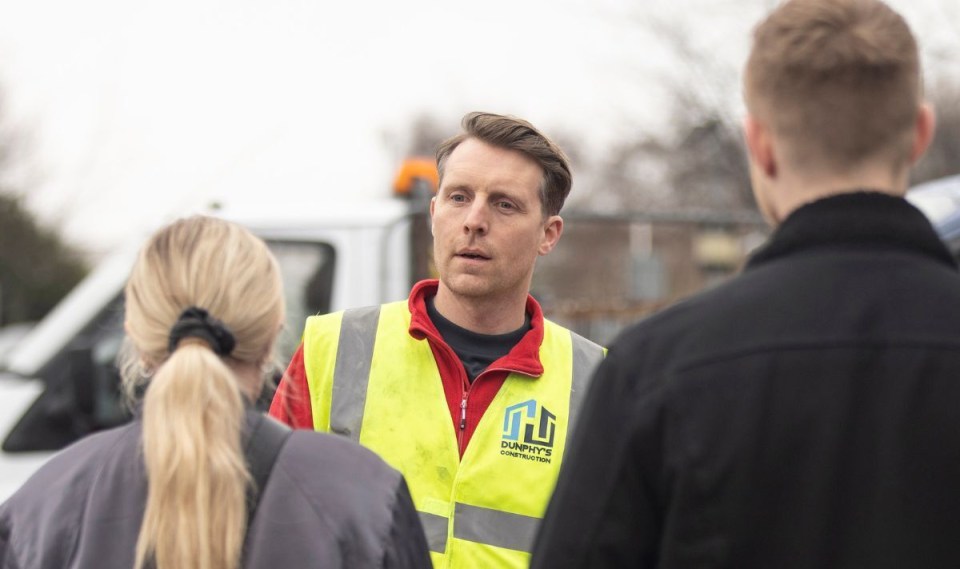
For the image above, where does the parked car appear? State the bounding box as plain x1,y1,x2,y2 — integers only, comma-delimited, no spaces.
907,174,960,257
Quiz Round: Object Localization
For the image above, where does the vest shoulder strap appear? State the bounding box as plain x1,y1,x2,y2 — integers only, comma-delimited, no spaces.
551,324,606,429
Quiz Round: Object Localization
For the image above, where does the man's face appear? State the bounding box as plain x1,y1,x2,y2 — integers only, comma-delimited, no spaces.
430,137,562,304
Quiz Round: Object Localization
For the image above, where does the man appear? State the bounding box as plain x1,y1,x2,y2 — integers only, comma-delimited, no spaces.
270,112,604,568
532,1,960,567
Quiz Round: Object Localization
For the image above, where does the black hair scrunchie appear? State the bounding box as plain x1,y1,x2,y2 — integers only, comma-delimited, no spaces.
167,307,237,356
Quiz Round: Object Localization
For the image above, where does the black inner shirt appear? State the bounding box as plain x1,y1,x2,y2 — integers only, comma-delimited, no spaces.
426,296,531,382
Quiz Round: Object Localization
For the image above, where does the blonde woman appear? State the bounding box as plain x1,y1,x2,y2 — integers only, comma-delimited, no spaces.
0,216,430,569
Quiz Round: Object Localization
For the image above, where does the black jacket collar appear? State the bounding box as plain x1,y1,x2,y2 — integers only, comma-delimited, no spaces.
746,191,957,270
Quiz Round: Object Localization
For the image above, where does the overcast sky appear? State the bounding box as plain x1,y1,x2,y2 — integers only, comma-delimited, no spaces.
0,0,957,256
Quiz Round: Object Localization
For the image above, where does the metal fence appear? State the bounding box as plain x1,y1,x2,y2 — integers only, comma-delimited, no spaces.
535,209,769,346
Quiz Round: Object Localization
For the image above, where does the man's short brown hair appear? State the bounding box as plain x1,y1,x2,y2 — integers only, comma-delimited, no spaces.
436,112,572,217
744,0,921,173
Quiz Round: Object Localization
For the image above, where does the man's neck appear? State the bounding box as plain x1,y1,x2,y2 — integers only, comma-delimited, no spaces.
432,285,529,335
772,166,910,223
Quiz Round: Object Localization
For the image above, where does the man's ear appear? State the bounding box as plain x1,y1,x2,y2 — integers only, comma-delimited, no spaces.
538,215,564,256
744,115,777,179
429,196,436,236
909,103,936,164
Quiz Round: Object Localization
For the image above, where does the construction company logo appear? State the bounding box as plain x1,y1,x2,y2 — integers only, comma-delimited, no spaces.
500,399,557,464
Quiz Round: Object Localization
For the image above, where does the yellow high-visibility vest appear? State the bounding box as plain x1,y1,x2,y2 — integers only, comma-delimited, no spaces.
303,301,604,568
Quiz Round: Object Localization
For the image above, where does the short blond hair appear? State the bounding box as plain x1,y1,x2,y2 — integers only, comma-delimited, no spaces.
744,0,921,172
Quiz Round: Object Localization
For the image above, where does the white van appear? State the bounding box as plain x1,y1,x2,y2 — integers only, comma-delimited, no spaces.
0,197,416,500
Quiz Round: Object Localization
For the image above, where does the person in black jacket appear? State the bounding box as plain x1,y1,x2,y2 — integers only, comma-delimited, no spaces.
0,216,431,569
531,0,958,567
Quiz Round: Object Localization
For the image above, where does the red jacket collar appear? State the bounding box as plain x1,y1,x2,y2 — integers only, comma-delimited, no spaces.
407,279,546,378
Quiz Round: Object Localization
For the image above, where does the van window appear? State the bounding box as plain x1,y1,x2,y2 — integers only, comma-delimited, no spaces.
2,239,336,452
269,240,337,362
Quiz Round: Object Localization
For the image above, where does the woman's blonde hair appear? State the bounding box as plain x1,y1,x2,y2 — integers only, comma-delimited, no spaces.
120,215,285,569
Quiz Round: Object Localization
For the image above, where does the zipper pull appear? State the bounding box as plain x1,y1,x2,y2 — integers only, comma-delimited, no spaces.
460,395,468,430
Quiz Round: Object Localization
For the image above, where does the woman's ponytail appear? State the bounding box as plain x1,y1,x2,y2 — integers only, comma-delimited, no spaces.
134,341,248,569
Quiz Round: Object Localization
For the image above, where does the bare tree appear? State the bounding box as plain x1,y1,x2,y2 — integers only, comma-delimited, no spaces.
590,13,755,215
0,85,88,326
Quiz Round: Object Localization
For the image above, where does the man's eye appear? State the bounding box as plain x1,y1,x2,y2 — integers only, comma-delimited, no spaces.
497,201,515,210
450,194,466,202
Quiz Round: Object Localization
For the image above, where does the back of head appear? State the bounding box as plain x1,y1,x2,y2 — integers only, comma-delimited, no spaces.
744,0,921,175
436,111,572,216
121,215,285,569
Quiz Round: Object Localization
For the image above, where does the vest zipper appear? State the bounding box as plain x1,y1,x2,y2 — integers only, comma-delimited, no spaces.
457,392,469,455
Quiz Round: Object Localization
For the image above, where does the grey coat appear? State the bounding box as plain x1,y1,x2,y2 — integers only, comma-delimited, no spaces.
0,414,430,568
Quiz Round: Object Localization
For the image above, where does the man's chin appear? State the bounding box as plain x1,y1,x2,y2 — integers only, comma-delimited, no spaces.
442,275,494,299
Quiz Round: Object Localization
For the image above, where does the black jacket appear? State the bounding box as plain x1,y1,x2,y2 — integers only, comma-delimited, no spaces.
0,411,431,568
532,192,960,568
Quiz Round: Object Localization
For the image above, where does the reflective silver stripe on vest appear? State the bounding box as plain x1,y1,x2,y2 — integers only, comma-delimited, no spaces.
418,511,449,553
568,333,604,433
453,502,540,553
329,305,381,441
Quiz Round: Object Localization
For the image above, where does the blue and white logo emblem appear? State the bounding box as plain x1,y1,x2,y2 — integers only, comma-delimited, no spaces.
500,399,556,463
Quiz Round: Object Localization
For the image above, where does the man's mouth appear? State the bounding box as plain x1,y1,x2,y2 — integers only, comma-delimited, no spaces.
457,251,490,260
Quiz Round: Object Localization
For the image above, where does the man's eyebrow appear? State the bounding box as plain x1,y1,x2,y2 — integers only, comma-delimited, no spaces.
488,190,530,210
488,190,525,202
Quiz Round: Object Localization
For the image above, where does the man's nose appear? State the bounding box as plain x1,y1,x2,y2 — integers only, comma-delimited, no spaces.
463,201,489,234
